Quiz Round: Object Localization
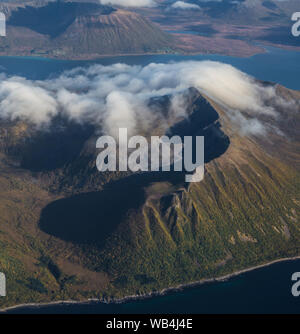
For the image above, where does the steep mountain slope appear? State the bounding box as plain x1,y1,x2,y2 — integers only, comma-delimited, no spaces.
0,83,299,308
0,1,174,58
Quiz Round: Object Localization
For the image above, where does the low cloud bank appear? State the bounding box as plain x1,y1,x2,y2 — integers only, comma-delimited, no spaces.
0,61,286,137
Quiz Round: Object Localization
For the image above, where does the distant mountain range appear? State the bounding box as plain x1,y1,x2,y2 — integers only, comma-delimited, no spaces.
184,0,299,22
134,0,300,56
0,0,298,58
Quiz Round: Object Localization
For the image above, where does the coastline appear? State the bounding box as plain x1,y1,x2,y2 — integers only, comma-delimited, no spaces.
1,254,300,313
0,42,299,62
0,51,180,62
0,46,266,62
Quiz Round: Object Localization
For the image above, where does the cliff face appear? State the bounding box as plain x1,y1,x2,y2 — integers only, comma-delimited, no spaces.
0,2,174,58
0,85,299,308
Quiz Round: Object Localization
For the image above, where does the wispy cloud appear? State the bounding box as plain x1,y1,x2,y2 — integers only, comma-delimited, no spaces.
170,1,201,10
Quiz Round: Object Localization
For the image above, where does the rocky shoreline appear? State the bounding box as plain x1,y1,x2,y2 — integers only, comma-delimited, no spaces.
1,255,300,313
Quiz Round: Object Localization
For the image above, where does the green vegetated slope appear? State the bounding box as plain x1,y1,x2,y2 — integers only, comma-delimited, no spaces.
0,85,299,308
99,135,300,298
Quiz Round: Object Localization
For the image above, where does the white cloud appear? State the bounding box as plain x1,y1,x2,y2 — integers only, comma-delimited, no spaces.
0,61,285,137
0,78,57,125
170,1,201,10
99,0,156,7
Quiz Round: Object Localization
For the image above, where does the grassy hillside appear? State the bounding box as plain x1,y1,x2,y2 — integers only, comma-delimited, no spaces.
0,85,299,309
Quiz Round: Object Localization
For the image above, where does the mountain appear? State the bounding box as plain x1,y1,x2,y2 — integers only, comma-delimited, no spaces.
169,0,299,22
0,83,299,308
134,0,300,56
0,1,174,58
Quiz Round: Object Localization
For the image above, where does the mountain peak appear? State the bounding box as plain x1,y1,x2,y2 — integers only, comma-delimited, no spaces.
2,1,174,58
7,1,116,37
